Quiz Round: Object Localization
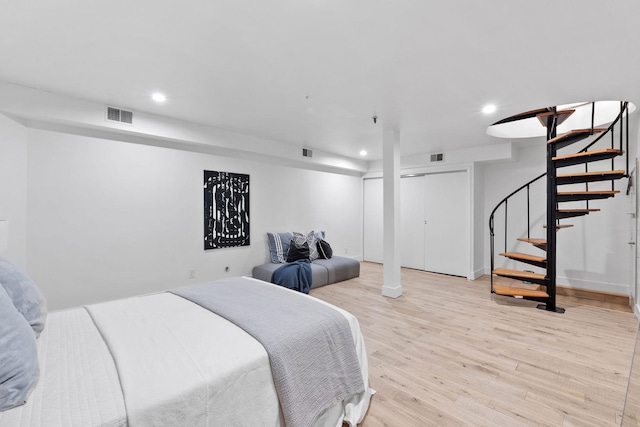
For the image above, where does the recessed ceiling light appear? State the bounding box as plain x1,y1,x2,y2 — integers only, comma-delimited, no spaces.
359,150,367,156
482,104,497,114
152,92,167,103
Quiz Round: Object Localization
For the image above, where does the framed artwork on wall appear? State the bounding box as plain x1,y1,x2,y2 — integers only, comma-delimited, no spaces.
203,170,250,250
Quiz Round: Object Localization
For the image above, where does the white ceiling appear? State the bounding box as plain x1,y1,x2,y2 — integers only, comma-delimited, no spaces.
1,0,640,161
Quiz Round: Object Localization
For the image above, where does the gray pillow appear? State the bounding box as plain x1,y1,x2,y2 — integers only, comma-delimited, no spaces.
266,232,293,263
293,231,325,261
0,285,40,411
0,257,47,337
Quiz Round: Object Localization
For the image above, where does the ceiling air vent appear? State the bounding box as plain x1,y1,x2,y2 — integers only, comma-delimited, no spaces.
106,106,134,125
430,153,444,162
302,148,313,158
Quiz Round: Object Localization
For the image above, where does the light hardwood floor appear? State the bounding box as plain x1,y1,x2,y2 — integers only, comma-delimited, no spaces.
622,327,640,426
310,262,638,426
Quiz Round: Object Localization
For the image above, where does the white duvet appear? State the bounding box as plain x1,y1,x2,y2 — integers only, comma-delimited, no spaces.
0,308,127,427
0,278,372,427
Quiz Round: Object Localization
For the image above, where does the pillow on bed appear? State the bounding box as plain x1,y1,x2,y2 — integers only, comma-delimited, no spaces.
317,239,333,259
0,256,47,337
286,240,310,262
267,232,293,263
0,285,40,411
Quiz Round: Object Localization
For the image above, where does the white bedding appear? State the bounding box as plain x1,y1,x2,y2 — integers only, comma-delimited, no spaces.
0,278,372,427
87,292,281,427
0,308,126,427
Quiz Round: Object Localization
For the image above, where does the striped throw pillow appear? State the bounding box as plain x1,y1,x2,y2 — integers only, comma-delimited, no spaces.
267,232,293,263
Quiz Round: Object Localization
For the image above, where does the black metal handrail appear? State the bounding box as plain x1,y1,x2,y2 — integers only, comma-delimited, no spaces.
579,101,628,154
488,102,630,292
488,172,546,291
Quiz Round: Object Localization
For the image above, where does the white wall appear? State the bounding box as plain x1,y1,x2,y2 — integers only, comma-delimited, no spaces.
634,115,640,316
484,137,635,295
472,163,485,279
0,114,28,268
25,128,363,310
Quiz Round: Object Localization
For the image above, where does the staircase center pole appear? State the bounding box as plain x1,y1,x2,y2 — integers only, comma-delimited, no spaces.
541,108,563,313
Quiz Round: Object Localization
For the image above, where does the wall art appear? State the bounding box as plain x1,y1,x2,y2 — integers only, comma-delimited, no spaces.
203,170,250,250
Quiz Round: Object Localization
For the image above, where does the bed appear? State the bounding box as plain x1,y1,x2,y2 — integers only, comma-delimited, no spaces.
0,258,373,427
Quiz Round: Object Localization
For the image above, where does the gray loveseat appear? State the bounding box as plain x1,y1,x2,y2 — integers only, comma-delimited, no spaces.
252,231,360,289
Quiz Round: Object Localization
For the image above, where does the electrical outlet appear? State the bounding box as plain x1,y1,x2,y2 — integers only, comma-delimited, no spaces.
344,247,348,255
188,269,196,279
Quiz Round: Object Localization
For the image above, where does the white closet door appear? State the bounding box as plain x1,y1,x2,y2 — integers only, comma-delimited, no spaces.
363,178,383,263
401,176,425,269
423,171,469,277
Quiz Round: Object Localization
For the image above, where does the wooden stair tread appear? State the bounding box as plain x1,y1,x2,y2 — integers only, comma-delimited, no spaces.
492,108,549,125
543,224,574,229
518,237,547,246
553,148,621,162
556,169,626,185
557,190,619,196
499,252,546,263
492,268,546,281
493,285,549,298
557,170,625,179
556,190,619,202
556,208,600,219
557,209,601,213
537,110,575,127
546,127,607,145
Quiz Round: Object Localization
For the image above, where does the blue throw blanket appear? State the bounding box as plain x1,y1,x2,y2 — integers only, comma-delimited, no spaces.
270,259,312,293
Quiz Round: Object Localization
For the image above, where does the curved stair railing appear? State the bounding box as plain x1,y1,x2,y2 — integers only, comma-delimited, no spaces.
488,101,630,312
489,172,545,286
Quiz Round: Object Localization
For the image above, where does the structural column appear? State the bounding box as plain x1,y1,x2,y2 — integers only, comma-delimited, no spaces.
544,111,558,312
382,128,402,298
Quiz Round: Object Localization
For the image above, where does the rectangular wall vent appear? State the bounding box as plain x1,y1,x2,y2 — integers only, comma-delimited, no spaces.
302,148,313,158
430,153,444,162
106,106,134,125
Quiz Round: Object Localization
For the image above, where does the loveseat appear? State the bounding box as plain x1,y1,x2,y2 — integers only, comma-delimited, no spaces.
252,231,360,289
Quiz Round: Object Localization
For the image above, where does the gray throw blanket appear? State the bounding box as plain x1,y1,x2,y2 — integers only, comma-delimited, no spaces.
271,259,312,293
171,277,364,427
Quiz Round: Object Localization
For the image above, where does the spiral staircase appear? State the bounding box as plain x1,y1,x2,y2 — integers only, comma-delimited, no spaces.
489,102,630,313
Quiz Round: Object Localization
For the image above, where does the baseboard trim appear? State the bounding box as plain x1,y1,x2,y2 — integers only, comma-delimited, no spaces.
382,284,403,298
469,268,484,281
556,285,629,306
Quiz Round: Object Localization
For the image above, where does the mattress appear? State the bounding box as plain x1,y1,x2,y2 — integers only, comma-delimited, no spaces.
0,277,372,427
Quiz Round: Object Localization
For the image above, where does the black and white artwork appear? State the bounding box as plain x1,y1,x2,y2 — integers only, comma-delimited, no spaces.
204,170,250,250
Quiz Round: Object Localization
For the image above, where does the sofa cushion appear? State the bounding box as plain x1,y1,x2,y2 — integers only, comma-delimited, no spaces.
313,256,360,284
266,232,293,263
252,262,329,289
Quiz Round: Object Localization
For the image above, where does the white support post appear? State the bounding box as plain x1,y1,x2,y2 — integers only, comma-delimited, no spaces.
382,128,402,298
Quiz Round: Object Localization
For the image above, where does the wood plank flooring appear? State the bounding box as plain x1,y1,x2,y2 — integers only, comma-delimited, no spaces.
622,327,640,426
310,262,638,426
